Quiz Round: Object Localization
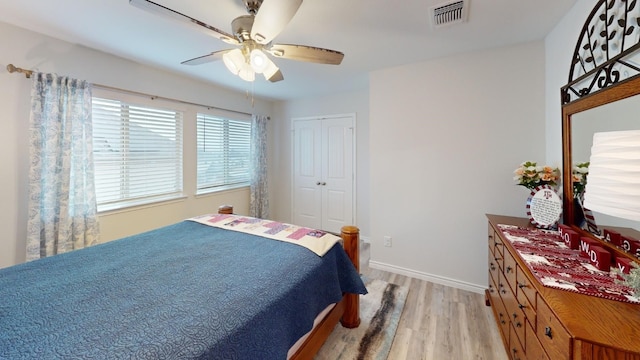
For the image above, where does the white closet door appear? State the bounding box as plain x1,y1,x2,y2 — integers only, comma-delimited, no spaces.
293,115,354,234
293,120,323,229
321,117,353,233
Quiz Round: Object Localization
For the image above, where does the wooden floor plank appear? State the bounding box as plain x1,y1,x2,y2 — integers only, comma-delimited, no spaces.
361,246,508,360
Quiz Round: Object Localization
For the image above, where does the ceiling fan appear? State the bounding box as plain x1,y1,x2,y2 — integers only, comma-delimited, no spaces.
129,0,345,82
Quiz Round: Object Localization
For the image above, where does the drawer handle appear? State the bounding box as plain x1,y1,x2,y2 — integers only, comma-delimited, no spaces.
512,312,518,320
506,266,513,273
512,349,521,360
518,283,527,289
490,263,496,271
515,321,522,328
545,326,553,339
518,303,525,310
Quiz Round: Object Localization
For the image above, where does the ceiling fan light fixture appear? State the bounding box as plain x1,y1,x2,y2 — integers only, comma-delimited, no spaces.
238,63,256,82
222,48,245,75
131,0,344,84
250,49,269,73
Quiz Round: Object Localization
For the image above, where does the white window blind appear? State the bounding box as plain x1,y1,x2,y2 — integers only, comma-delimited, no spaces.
197,113,251,191
92,97,183,210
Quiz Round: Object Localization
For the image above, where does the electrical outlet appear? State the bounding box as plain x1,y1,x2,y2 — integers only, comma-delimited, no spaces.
383,236,392,247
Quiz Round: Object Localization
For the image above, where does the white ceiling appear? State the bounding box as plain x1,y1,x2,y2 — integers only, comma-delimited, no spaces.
0,0,577,101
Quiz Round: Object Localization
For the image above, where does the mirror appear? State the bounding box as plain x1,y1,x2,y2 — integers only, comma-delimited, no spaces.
562,75,640,258
561,0,640,259
570,95,640,232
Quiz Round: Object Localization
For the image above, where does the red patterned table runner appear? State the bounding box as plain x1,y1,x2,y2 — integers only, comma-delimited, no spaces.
497,224,640,304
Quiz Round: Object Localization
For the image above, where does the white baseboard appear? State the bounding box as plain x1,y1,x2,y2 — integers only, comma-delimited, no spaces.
368,260,486,294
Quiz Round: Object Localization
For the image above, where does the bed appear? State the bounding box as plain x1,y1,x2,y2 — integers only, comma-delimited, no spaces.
0,206,366,359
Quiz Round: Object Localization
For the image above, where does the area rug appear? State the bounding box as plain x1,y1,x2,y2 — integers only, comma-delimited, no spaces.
315,278,409,360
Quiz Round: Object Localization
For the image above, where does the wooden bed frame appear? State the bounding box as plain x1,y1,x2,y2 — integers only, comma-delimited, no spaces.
217,205,361,359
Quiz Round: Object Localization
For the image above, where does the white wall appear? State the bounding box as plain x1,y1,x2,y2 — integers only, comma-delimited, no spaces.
369,41,546,292
0,21,272,268
269,91,370,239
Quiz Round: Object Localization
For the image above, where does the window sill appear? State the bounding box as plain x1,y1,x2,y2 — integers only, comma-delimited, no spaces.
195,184,250,197
97,194,188,215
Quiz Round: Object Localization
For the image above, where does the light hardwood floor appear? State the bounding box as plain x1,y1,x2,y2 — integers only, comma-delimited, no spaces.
360,244,508,360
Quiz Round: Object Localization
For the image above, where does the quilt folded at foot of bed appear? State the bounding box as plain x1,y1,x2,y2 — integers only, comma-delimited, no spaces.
188,213,341,256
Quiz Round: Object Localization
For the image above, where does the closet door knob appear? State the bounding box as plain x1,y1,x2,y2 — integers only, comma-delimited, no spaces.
321,182,327,186
316,181,322,185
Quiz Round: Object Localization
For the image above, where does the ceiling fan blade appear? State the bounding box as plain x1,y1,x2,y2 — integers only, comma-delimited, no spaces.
251,0,303,44
267,44,344,65
266,69,284,82
181,49,232,65
129,0,239,45
262,56,284,82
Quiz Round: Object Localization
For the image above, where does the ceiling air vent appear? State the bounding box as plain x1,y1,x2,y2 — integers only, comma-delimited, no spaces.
430,0,468,28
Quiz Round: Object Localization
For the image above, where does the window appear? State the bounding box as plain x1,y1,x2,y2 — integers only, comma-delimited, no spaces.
197,113,251,192
92,97,183,210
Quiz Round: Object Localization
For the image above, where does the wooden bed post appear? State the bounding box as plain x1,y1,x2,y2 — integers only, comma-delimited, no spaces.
340,225,361,328
218,205,233,214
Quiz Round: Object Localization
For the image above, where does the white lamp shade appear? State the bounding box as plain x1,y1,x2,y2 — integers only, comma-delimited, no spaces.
222,49,245,75
583,129,640,222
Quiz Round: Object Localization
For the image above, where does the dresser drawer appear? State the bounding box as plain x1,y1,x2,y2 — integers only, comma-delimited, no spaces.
516,265,537,310
502,280,526,349
489,224,504,257
493,292,510,343
515,266,536,330
502,247,518,292
509,324,525,360
492,248,504,275
537,297,571,360
526,321,549,360
488,247,500,288
497,271,510,300
516,284,536,331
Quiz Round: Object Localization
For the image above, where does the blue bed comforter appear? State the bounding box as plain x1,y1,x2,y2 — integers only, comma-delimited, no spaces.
0,221,367,359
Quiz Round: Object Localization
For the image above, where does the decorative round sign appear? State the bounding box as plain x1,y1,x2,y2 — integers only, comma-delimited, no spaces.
526,185,563,229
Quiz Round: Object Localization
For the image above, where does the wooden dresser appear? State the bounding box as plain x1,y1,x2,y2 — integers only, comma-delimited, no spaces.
486,214,640,360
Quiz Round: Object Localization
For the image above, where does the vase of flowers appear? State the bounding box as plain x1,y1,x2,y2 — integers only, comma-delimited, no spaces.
572,162,589,228
513,161,562,228
572,162,589,201
513,161,560,190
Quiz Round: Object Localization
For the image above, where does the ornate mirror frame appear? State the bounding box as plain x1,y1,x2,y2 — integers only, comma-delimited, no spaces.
561,0,640,259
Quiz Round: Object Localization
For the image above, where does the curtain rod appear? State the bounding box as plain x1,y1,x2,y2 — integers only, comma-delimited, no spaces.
6,63,267,119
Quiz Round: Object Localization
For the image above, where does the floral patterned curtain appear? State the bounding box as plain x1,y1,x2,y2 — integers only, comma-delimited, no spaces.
249,114,269,219
26,72,99,260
